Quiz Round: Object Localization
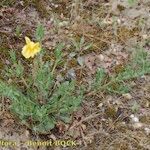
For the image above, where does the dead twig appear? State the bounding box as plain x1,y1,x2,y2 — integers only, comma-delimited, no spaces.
87,130,109,137
70,113,101,129
79,126,87,147
0,30,11,35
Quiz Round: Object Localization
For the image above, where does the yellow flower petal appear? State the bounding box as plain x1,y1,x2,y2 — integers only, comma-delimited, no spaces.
22,45,30,59
33,42,41,53
22,37,41,59
25,36,31,44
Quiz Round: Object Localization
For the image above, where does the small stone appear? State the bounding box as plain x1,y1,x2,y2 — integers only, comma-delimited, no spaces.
98,103,103,108
122,93,132,100
55,4,59,8
117,19,121,24
5,60,10,65
67,68,76,79
144,127,150,135
58,21,69,27
142,34,148,39
133,122,143,129
132,117,139,123
122,122,126,125
97,54,104,61
130,114,134,118
130,114,139,123
103,18,113,24
77,56,84,67
69,52,76,58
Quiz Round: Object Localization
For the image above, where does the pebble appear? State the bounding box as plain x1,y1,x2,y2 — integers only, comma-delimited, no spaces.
97,54,104,61
133,122,143,129
130,114,139,123
144,127,150,135
122,93,132,100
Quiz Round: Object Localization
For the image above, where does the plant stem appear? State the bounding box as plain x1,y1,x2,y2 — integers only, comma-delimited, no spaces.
21,77,28,88
51,61,58,75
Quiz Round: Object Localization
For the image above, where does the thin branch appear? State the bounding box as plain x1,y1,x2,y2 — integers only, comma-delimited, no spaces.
70,113,101,129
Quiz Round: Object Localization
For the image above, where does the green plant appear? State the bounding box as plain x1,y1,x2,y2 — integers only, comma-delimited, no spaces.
127,0,137,6
0,0,15,6
131,101,140,113
35,23,45,42
0,24,83,133
71,36,92,54
92,47,150,94
15,25,22,38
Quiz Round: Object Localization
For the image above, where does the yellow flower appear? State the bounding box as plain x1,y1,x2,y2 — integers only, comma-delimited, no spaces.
22,36,41,59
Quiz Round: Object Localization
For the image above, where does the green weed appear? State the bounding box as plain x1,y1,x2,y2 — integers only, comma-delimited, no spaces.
0,25,83,133
71,36,93,54
92,47,150,94
127,0,137,6
0,0,15,6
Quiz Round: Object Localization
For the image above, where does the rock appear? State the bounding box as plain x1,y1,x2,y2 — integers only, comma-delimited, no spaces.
122,93,132,100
